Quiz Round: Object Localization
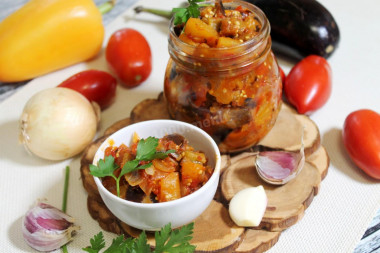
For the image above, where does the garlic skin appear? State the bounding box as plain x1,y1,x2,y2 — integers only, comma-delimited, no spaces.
256,129,305,185
22,202,79,252
256,150,305,185
19,87,99,161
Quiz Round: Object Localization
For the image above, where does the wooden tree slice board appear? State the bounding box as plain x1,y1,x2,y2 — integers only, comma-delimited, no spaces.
235,229,281,253
221,154,321,231
257,103,320,157
80,93,330,252
307,146,330,180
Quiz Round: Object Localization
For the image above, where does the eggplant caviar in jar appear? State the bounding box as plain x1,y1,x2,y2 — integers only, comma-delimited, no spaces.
164,0,282,153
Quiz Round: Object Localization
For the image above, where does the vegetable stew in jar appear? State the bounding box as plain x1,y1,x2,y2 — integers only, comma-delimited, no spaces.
164,0,282,153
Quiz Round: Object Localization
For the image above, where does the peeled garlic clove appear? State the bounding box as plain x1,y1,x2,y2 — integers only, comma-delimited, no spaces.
229,186,268,227
22,202,79,252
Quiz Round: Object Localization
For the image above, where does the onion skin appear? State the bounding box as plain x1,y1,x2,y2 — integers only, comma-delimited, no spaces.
19,87,98,161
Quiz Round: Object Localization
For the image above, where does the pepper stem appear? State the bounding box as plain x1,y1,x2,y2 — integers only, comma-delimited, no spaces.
61,166,70,253
98,0,117,15
134,6,172,19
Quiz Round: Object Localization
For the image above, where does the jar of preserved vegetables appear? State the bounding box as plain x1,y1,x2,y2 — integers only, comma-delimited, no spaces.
164,0,282,153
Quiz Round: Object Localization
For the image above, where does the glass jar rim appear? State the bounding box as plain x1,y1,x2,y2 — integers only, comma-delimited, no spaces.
168,0,270,61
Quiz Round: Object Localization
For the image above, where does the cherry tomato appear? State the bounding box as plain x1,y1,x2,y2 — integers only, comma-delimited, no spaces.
342,109,380,179
58,70,117,110
106,28,152,88
284,55,332,114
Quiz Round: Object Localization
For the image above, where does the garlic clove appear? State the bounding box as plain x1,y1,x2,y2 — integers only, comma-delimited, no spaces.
256,150,305,185
22,202,80,252
256,129,305,185
229,186,268,227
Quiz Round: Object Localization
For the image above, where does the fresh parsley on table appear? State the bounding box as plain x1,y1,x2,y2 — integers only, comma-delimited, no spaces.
82,223,196,253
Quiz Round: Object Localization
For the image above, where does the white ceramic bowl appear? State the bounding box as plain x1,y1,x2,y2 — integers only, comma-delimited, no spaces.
92,120,221,231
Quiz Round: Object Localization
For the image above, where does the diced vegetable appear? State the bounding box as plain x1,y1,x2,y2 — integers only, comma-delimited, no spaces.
183,151,206,164
216,37,242,48
153,157,178,172
159,172,181,202
181,160,206,187
184,18,219,47
179,33,199,46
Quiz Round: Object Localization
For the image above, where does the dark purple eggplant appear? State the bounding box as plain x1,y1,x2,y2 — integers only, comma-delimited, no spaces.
245,0,340,59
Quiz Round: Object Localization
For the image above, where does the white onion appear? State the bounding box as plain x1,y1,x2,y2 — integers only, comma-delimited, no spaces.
19,87,99,161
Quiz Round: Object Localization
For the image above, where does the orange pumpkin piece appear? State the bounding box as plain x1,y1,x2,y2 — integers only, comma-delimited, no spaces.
181,160,205,187
184,18,218,47
216,37,242,48
178,33,199,46
159,172,181,202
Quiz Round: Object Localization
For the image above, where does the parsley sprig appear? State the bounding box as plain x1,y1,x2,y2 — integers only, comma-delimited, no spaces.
134,0,206,26
172,0,205,25
90,137,174,197
83,223,196,253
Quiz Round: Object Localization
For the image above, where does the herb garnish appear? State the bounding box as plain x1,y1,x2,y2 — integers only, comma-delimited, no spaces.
83,223,196,253
172,0,205,25
90,137,175,197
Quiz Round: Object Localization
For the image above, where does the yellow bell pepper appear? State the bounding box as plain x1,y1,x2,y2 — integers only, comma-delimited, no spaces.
0,0,104,82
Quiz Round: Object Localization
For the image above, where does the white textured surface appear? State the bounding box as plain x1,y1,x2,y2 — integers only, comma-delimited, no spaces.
0,0,379,252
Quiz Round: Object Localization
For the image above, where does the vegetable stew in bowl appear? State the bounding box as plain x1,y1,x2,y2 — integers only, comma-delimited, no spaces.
95,133,214,203
91,120,220,231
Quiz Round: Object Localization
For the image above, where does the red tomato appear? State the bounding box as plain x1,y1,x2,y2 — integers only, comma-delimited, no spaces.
106,28,152,88
342,109,380,179
58,70,117,110
284,55,332,114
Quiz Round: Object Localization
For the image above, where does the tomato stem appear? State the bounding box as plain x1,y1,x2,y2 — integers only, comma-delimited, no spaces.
98,0,117,15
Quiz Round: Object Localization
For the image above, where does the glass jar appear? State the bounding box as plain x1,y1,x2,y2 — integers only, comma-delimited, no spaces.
164,0,282,153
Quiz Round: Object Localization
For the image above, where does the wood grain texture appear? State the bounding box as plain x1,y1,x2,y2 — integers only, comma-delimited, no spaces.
235,229,281,253
257,103,320,157
80,95,331,252
221,154,321,231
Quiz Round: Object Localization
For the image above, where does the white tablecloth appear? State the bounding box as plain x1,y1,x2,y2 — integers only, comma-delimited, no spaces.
0,0,379,252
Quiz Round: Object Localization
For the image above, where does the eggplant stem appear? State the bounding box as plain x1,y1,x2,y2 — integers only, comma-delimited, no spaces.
98,0,117,15
134,6,172,19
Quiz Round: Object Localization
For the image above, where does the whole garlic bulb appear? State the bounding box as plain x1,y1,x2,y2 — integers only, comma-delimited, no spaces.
19,87,99,161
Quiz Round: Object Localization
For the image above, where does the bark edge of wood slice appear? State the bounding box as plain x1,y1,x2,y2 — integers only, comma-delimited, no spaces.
257,103,320,157
221,153,322,232
80,94,329,252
